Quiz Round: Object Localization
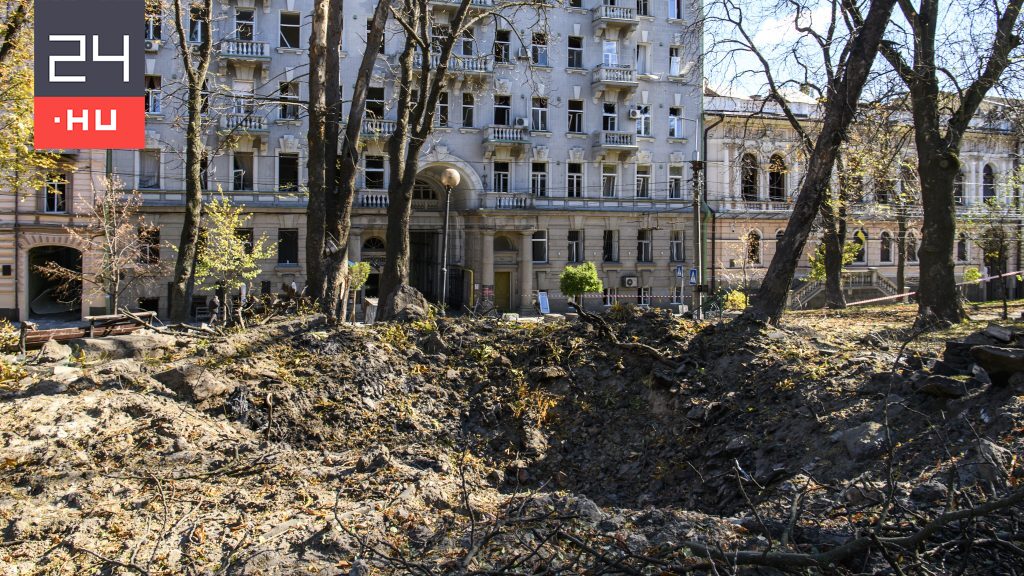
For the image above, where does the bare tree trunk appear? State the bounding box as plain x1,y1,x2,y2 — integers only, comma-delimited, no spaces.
739,0,897,324
821,189,847,309
896,212,907,297
169,0,213,322
305,0,329,304
867,0,1024,325
915,146,961,323
316,0,389,321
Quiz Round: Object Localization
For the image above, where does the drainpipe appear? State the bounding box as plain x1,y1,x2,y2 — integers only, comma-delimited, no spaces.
703,113,725,294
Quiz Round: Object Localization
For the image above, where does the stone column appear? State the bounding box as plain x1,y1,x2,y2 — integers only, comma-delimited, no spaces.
348,230,363,263
519,230,534,312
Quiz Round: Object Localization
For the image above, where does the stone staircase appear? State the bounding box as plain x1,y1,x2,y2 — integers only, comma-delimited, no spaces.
789,268,900,309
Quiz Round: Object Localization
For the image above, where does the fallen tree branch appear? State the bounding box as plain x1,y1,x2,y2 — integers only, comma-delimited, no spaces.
668,486,1024,570
567,302,673,366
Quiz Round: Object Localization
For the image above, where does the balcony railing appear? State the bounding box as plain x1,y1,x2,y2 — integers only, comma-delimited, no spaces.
221,39,270,59
593,3,637,21
593,130,636,148
592,64,637,84
221,114,267,132
483,125,530,143
413,52,494,73
481,192,534,210
356,189,440,210
361,118,396,138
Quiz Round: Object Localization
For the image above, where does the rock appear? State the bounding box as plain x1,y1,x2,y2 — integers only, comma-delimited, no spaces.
842,481,886,506
841,421,887,460
357,447,393,472
543,313,564,323
942,342,975,371
884,394,906,417
969,345,1024,384
724,434,751,455
983,324,1014,343
36,340,71,364
959,439,1012,491
573,497,604,523
421,332,448,355
529,366,567,381
153,363,238,406
382,285,429,322
910,480,948,504
69,331,176,361
930,360,965,376
971,363,992,386
916,375,966,399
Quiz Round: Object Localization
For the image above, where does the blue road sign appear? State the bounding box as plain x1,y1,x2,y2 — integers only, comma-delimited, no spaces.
688,268,698,286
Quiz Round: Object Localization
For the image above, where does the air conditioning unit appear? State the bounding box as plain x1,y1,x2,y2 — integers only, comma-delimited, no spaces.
628,109,642,119
516,46,530,59
144,39,160,52
622,276,638,288
513,117,529,128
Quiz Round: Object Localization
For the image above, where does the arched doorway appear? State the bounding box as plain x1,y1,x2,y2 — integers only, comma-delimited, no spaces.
28,246,82,320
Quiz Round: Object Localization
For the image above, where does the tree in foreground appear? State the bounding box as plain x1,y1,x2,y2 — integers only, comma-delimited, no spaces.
305,0,389,321
192,195,275,321
559,262,603,307
168,0,214,322
734,0,899,324
852,0,1024,325
35,179,170,314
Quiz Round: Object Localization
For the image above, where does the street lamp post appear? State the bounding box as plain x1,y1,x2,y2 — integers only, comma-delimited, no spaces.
439,168,461,315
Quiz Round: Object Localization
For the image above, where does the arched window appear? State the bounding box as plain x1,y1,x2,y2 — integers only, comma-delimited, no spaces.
906,231,918,263
880,231,893,263
852,229,867,263
957,232,968,262
413,180,438,200
740,154,758,201
494,236,517,252
983,164,996,202
954,171,965,205
747,230,762,265
768,154,786,202
363,237,386,251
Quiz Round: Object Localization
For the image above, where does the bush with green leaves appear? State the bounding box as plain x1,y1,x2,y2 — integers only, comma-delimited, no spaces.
193,194,276,290
347,261,371,291
962,267,982,283
559,262,603,303
805,232,865,282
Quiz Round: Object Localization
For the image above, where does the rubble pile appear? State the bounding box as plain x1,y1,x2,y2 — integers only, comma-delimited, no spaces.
1,310,1022,574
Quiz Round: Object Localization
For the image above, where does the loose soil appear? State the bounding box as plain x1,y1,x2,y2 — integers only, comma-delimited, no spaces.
1,301,1023,574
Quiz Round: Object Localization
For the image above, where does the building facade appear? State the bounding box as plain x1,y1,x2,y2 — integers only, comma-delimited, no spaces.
0,0,706,321
703,89,1022,308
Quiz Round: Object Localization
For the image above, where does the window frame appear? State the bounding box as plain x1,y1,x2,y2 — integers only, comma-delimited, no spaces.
567,162,583,198
44,173,68,213
637,229,653,263
531,230,548,263
567,36,584,69
279,11,301,48
568,230,583,263
278,152,300,192
635,164,651,198
602,164,617,198
530,162,548,196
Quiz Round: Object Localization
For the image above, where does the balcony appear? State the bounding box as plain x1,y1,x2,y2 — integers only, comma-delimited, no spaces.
428,0,495,10
221,113,268,133
592,3,638,37
593,130,637,153
220,39,271,61
482,125,530,158
361,118,396,140
413,52,494,76
591,64,638,100
356,189,440,210
480,192,534,210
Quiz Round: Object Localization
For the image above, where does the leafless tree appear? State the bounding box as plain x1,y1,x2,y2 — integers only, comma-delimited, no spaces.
35,179,170,313
168,0,215,322
707,0,900,324
306,0,390,322
847,0,1024,325
374,0,548,320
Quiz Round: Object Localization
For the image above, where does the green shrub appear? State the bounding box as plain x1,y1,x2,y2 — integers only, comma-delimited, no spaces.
559,262,603,303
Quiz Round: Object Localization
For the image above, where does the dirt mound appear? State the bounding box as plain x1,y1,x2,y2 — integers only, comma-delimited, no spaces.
2,309,1023,574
